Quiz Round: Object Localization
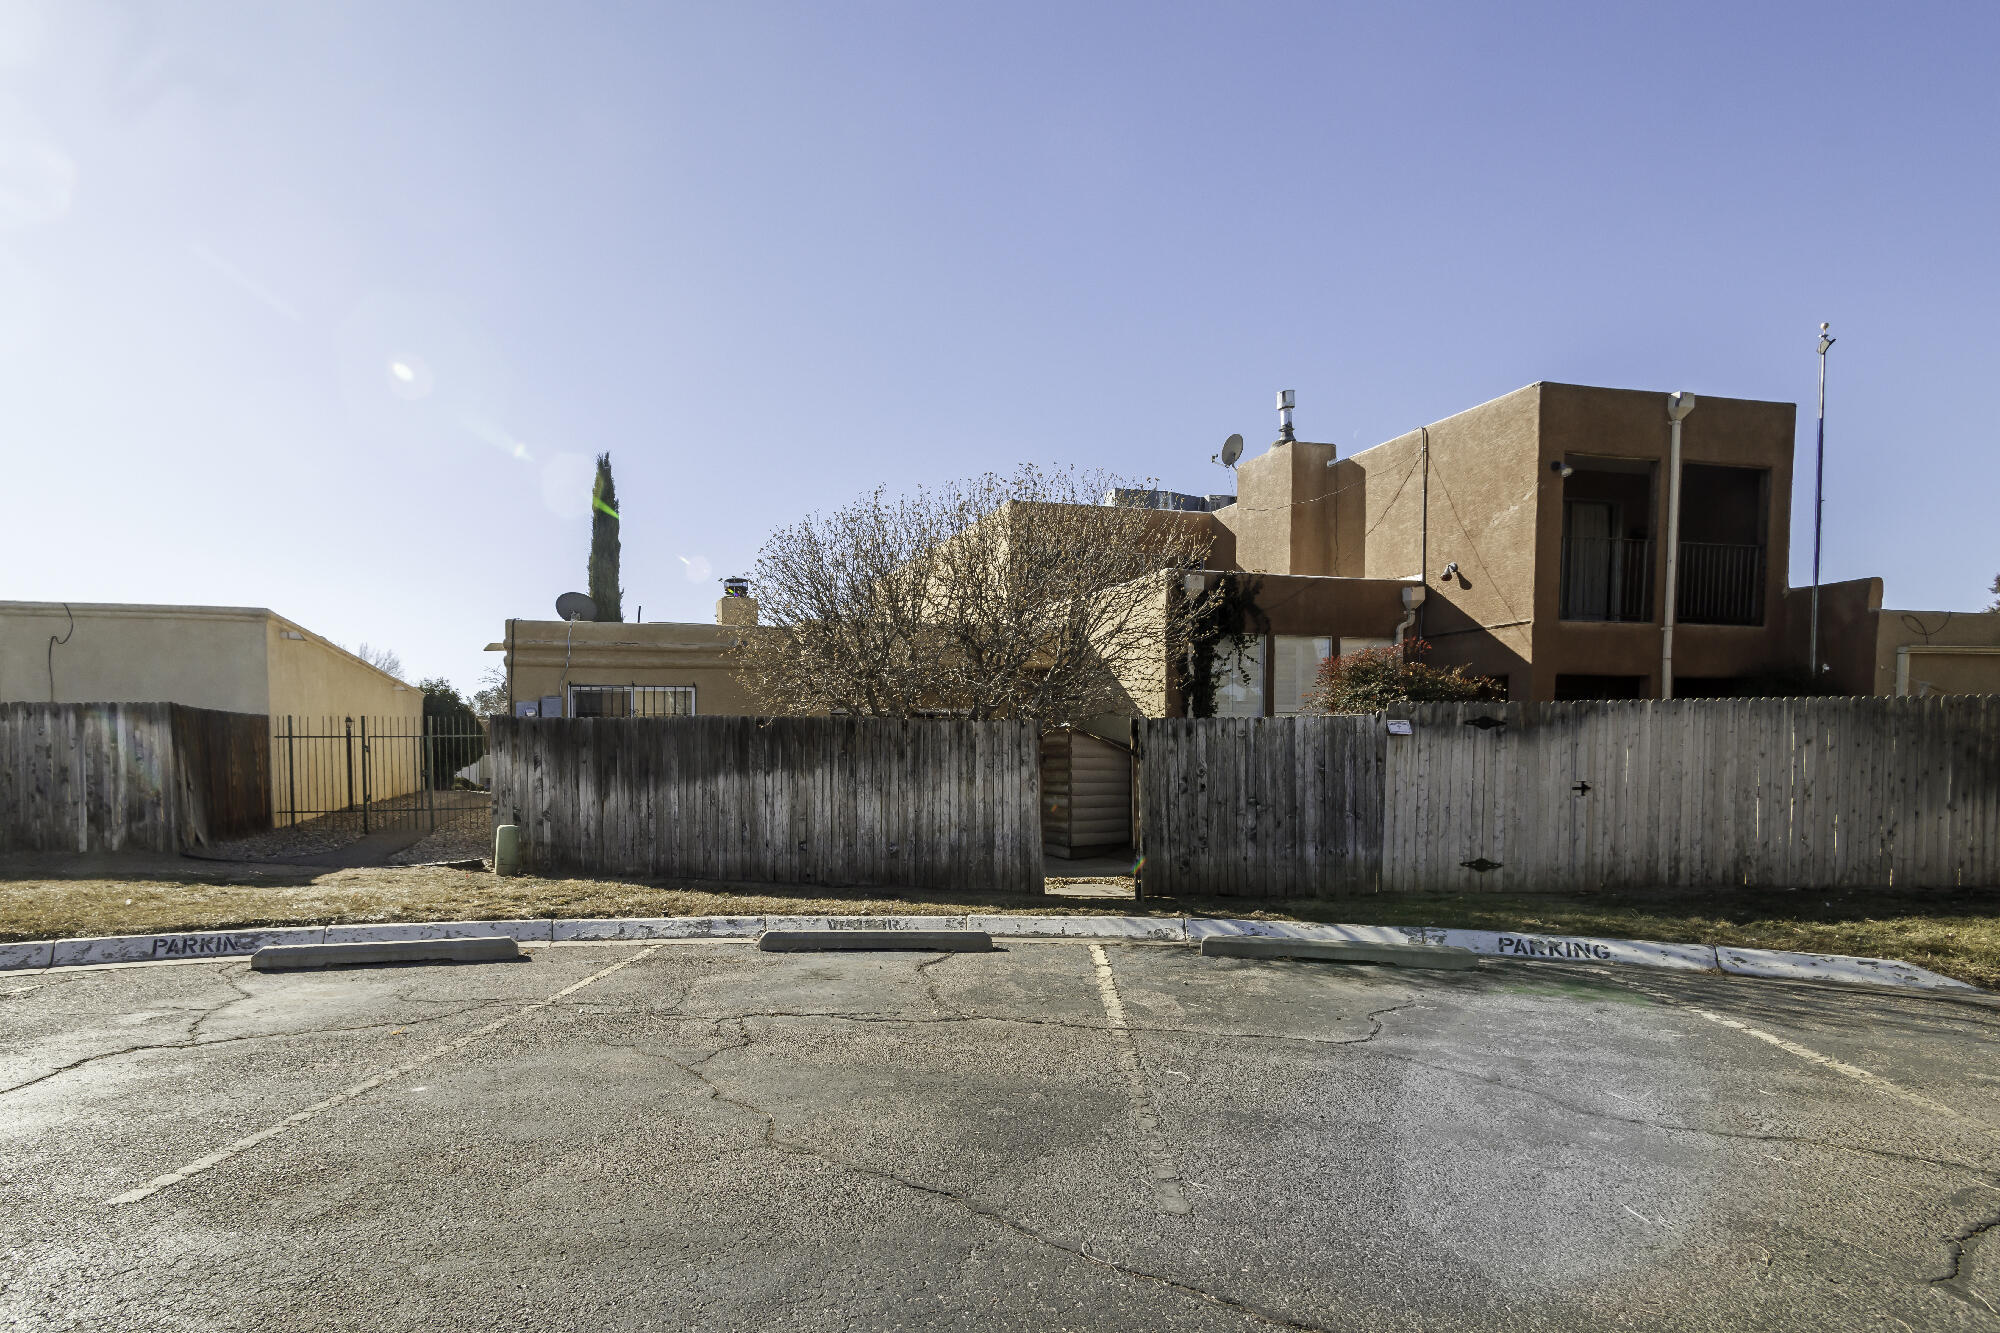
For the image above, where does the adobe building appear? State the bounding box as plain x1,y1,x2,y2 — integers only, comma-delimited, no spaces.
0,601,420,719
489,589,760,718
488,380,1999,721
1158,381,2000,706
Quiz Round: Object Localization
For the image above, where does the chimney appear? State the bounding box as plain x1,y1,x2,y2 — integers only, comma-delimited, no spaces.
716,576,757,627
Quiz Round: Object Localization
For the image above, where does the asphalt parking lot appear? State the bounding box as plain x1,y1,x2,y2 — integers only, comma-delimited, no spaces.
2,940,1997,1331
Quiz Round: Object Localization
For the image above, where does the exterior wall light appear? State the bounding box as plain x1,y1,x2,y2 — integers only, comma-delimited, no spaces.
1550,460,1574,478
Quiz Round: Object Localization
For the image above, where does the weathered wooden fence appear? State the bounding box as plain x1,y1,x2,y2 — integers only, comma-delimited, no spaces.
1137,716,1384,897
1138,697,2000,897
0,703,271,853
490,716,1043,893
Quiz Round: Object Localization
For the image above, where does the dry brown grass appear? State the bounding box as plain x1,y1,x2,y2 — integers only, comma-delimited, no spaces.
0,856,1158,946
2,855,1993,988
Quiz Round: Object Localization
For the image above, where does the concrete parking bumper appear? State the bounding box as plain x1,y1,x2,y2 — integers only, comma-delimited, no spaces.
250,936,523,971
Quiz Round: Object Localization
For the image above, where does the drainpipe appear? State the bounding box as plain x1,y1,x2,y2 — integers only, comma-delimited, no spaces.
1661,391,1698,699
1395,585,1426,646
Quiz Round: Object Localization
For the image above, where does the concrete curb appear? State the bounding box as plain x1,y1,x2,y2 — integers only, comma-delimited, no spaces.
253,936,521,971
49,927,329,969
1199,936,1477,969
761,913,1187,941
1715,945,1973,991
323,919,554,945
553,916,763,942
0,913,1978,992
0,939,55,971
758,930,994,953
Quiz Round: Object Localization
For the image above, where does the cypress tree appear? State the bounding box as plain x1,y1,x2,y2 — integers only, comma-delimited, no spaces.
588,453,624,622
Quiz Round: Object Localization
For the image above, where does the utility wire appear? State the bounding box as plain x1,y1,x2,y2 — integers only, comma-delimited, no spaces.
46,603,73,703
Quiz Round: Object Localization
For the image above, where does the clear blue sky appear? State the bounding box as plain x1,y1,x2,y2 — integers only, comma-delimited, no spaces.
4,2,1995,695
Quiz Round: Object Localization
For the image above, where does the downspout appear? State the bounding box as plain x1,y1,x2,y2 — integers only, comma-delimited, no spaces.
506,618,516,715
1661,391,1698,699
1396,585,1426,645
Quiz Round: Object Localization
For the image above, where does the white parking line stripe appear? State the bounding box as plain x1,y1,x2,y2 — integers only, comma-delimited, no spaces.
1089,943,1192,1217
105,946,666,1206
1627,981,2000,1145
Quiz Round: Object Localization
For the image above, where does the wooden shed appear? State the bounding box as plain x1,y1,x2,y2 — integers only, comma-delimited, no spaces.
1040,727,1133,858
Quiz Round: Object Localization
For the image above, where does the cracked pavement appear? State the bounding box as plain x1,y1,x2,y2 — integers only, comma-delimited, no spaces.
2,941,1998,1330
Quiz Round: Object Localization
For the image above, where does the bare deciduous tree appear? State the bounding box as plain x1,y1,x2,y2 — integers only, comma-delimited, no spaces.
354,642,405,680
734,466,1219,725
470,665,509,717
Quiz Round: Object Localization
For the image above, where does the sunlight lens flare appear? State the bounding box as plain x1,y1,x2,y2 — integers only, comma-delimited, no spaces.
386,355,433,400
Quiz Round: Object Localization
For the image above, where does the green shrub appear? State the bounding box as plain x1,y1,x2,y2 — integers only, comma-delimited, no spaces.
418,678,488,788
1304,639,1497,714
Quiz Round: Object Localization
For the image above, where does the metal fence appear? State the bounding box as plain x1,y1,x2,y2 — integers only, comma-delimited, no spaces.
272,714,488,834
1677,541,1766,626
568,685,696,718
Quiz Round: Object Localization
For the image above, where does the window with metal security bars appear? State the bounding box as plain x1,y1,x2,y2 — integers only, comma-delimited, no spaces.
567,684,696,717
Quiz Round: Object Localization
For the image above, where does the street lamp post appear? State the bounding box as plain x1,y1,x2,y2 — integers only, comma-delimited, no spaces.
1810,323,1835,681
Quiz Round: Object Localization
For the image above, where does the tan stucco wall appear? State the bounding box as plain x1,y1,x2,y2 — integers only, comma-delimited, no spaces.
0,601,415,718
1777,578,1881,695
1091,575,1174,719
496,619,761,716
1891,648,2000,696
1873,606,2000,695
264,617,421,722
1342,386,1543,696
1222,440,1338,576
0,602,270,711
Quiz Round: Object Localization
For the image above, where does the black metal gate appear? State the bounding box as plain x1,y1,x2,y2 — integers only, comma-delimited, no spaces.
272,714,489,836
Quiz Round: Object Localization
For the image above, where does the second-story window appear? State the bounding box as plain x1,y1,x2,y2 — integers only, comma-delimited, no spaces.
1558,457,1657,622
1675,465,1768,626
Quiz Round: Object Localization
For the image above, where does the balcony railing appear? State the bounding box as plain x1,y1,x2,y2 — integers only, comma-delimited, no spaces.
1676,541,1765,626
1559,536,1654,622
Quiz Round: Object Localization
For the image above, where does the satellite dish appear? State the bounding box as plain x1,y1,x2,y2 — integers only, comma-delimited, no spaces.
1219,433,1244,467
554,591,597,622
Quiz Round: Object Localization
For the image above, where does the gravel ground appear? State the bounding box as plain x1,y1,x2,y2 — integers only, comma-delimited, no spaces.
386,806,492,866
205,790,491,865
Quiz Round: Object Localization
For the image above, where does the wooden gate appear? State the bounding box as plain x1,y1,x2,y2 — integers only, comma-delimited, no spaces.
1136,716,1384,898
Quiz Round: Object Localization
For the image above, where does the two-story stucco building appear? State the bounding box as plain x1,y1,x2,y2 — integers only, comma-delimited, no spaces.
488,380,2000,720
1147,380,1999,708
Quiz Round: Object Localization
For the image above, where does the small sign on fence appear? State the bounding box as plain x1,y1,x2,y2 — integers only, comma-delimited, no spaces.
1386,719,1412,736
